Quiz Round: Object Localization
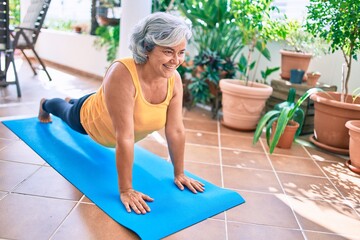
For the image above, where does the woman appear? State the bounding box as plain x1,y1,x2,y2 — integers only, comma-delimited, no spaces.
38,12,205,214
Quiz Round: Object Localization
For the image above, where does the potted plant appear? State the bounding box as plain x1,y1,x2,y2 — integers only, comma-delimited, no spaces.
219,0,284,130
279,20,328,80
306,71,321,87
306,0,360,154
345,120,360,174
178,0,243,117
253,88,322,153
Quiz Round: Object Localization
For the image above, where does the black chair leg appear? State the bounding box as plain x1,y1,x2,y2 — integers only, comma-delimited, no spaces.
20,49,37,76
32,48,52,81
10,57,21,98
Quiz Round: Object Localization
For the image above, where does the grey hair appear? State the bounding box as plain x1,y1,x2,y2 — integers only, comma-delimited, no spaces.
129,12,192,64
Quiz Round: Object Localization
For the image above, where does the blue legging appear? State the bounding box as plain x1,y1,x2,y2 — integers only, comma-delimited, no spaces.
42,93,94,134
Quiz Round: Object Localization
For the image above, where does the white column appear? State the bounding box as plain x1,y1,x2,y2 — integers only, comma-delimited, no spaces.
118,0,152,58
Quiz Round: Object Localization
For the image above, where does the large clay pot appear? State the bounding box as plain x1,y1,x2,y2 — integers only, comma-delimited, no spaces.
345,120,360,174
280,50,313,80
219,79,273,131
310,92,360,154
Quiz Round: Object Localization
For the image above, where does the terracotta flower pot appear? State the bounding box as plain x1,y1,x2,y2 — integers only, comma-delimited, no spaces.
280,50,313,80
220,79,273,131
310,92,360,154
272,120,300,149
345,120,360,174
306,72,321,86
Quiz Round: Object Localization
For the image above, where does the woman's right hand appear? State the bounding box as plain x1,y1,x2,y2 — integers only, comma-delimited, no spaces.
120,189,154,214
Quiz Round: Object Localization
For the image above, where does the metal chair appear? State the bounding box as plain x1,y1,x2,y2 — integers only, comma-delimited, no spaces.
0,0,21,97
11,0,52,81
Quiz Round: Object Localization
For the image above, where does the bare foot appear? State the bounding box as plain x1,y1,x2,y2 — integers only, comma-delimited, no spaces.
65,97,71,103
38,98,52,123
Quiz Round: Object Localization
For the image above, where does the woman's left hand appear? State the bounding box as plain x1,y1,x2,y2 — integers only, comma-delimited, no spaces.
174,173,205,193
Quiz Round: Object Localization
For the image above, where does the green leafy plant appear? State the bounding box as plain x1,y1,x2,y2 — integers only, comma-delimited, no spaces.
94,25,120,63
231,0,284,85
260,66,280,85
306,0,360,100
187,49,236,105
352,87,360,104
281,20,328,57
253,88,323,153
177,0,243,115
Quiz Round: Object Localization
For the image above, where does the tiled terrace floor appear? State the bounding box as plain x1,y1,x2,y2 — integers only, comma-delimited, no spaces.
0,59,359,240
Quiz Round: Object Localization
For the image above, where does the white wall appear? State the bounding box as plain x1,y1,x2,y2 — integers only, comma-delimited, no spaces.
252,42,360,93
35,29,109,77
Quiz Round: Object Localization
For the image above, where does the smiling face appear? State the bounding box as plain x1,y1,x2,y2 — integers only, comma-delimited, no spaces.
146,39,187,79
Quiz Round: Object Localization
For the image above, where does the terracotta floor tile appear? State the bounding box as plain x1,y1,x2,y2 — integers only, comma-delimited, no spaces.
305,146,349,163
304,231,356,240
270,155,325,177
184,144,220,165
0,138,17,151
81,195,94,203
221,149,272,170
52,203,139,240
185,131,219,147
0,140,45,164
183,107,214,121
210,211,226,221
264,141,310,158
136,138,169,159
331,177,360,205
221,135,264,152
278,173,344,201
14,166,83,200
223,166,282,193
317,160,359,179
0,160,40,191
0,104,35,118
288,196,360,237
184,161,222,187
183,118,218,133
227,191,300,229
165,218,226,240
0,123,19,140
0,191,7,200
227,221,304,240
0,193,76,239
219,124,256,137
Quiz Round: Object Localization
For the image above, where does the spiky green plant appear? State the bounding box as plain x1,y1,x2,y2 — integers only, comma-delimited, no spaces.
253,88,323,153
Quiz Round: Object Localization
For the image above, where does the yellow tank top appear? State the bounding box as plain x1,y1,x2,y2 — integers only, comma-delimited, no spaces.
80,58,175,147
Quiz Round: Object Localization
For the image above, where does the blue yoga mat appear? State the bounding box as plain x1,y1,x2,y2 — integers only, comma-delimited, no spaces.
3,117,245,239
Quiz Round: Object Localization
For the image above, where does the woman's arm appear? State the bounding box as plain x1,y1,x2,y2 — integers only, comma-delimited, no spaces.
103,62,153,214
165,72,205,193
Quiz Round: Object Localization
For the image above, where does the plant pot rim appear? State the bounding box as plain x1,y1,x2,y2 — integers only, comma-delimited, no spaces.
346,160,360,174
310,91,360,111
220,79,272,90
220,79,273,98
280,49,313,58
273,119,300,128
346,120,360,131
307,72,321,76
